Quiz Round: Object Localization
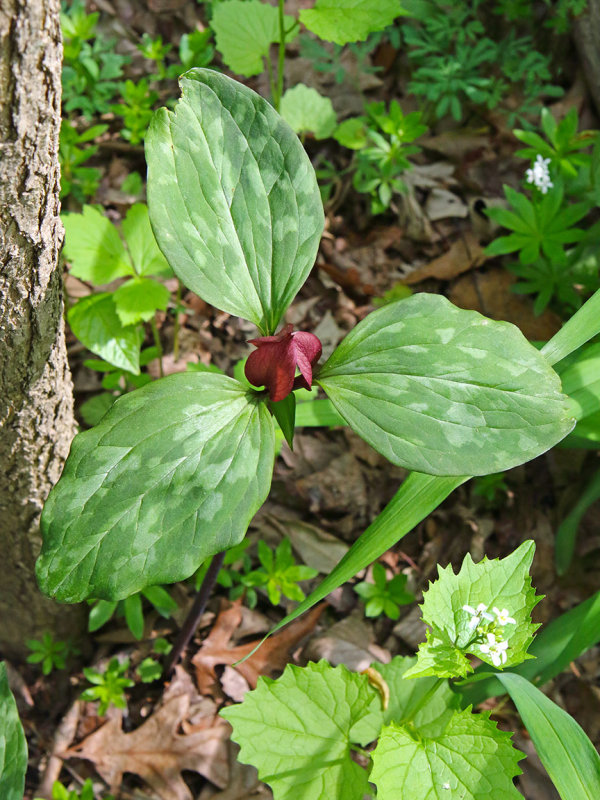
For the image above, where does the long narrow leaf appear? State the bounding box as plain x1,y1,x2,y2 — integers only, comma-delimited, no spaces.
556,468,600,574
542,288,600,365
497,672,600,800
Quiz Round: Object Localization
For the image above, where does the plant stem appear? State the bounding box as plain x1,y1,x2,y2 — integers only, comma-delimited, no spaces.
150,316,164,378
173,279,182,362
400,677,444,723
265,56,277,107
164,551,226,676
275,0,286,111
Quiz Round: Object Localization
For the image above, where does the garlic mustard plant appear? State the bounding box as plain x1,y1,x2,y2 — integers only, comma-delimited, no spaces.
479,632,509,667
223,541,600,800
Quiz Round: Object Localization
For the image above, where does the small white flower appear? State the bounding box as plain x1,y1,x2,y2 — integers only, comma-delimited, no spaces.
443,783,451,790
479,633,509,667
525,154,553,194
493,607,516,626
463,602,494,629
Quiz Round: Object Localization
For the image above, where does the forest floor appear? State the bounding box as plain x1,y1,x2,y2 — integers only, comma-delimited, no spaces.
15,1,600,799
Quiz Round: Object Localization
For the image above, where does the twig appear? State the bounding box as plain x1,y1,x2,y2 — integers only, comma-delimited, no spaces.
164,551,226,676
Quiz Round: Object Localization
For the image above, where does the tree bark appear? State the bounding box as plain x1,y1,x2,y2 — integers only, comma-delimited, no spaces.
0,0,86,658
573,0,600,117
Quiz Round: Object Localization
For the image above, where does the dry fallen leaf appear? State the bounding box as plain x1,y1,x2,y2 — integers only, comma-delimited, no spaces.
192,600,326,696
197,741,272,800
302,611,390,671
65,693,229,800
449,267,562,340
404,232,486,285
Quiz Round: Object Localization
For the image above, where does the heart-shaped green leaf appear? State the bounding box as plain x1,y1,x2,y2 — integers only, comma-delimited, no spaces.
37,373,275,602
371,709,524,800
146,69,324,335
68,293,142,374
318,293,574,476
299,0,404,45
222,661,382,800
212,0,296,77
62,205,134,284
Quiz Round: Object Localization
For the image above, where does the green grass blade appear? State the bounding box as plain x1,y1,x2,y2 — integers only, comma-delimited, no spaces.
497,673,600,800
541,288,600,366
556,468,600,574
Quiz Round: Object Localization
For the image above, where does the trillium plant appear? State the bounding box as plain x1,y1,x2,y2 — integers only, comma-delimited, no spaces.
1,68,596,799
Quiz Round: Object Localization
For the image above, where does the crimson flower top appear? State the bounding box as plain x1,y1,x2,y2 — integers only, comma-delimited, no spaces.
244,324,322,402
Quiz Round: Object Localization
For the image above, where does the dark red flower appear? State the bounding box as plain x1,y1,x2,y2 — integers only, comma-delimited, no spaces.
245,324,322,402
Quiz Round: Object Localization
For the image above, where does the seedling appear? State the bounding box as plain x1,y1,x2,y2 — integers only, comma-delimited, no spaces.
136,657,163,683
354,562,414,620
111,79,158,144
26,633,79,676
81,658,134,715
34,778,115,800
243,539,318,606
335,100,427,213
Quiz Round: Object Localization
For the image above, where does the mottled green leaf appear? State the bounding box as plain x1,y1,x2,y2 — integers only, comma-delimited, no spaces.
68,293,142,374
318,293,574,476
147,69,323,334
121,203,172,277
62,205,133,284
0,663,27,800
212,0,295,77
371,708,524,800
300,0,404,45
113,277,171,326
37,373,275,602
280,85,337,140
221,661,382,800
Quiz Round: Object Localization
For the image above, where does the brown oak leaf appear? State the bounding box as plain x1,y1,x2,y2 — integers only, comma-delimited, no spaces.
64,693,229,800
192,600,326,696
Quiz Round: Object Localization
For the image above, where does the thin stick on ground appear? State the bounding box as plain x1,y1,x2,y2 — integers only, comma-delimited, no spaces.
164,551,226,676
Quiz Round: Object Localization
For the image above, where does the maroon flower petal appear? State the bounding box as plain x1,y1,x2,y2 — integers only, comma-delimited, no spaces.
244,326,322,402
291,331,322,388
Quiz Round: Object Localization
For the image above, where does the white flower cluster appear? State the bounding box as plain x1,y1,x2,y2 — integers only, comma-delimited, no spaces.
525,154,553,194
462,603,516,667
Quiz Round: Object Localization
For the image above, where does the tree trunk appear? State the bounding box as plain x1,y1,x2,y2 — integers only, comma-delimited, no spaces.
0,0,86,658
573,0,600,117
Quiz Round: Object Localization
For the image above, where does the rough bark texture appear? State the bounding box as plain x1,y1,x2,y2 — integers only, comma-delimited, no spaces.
0,0,86,658
573,0,600,117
